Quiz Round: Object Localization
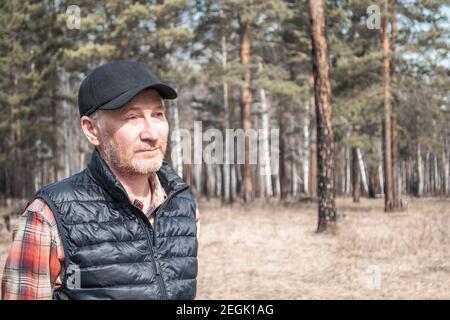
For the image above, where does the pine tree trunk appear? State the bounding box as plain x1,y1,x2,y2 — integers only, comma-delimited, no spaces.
417,143,424,197
336,148,345,196
222,29,235,203
51,76,59,183
392,112,400,201
222,34,231,203
278,101,288,200
258,62,273,197
230,162,237,202
119,35,128,59
274,173,281,197
433,153,439,195
239,10,253,202
379,164,385,196
308,0,337,232
303,102,310,194
34,140,42,194
444,144,449,195
184,163,192,192
378,141,385,196
308,81,318,199
25,139,35,196
357,148,369,196
309,141,318,199
171,98,183,176
368,164,378,198
292,162,298,196
341,149,347,195
193,120,202,197
382,1,395,211
425,151,430,194
6,100,12,199
229,83,237,203
345,147,352,194
16,117,24,198
261,110,273,197
194,162,202,198
390,10,403,208
215,164,222,197
352,147,360,203
368,138,380,197
203,163,210,200
405,158,411,194
61,68,73,179
8,71,18,198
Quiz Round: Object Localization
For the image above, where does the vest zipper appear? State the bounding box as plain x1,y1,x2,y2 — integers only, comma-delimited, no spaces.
149,185,189,299
131,184,189,300
130,208,165,297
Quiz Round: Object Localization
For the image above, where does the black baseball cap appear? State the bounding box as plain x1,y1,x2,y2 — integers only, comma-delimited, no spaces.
78,60,177,117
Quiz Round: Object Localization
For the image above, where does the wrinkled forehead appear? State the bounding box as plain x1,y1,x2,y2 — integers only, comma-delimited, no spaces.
116,89,166,114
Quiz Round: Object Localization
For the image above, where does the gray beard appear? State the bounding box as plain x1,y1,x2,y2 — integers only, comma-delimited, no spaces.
99,138,164,176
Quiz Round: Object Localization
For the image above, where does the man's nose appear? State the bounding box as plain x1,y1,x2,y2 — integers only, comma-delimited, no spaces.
140,118,160,142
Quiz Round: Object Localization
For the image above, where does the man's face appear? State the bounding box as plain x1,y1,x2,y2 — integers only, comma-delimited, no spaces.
96,89,169,175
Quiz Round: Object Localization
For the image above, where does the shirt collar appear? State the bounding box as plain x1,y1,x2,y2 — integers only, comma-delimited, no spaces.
87,148,184,206
132,172,167,212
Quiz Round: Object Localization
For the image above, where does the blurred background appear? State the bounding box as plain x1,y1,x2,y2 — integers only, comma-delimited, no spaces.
0,0,449,299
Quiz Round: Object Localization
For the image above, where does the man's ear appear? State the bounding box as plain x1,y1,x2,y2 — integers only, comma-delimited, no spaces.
80,116,101,146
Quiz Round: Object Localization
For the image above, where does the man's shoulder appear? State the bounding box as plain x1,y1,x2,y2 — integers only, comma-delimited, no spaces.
24,198,57,226
27,198,46,213
30,168,107,209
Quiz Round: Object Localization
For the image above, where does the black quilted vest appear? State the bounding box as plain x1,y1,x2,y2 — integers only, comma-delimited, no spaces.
30,149,197,300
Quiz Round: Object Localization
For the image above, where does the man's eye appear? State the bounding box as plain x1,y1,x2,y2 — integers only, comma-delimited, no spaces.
127,115,138,120
154,112,165,118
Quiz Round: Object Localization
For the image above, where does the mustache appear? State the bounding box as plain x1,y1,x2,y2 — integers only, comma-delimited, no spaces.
135,145,164,153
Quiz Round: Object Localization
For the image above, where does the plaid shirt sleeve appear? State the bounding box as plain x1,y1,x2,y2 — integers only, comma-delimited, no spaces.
1,199,64,300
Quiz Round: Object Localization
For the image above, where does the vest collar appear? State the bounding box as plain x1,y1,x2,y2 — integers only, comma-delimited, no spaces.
87,148,188,204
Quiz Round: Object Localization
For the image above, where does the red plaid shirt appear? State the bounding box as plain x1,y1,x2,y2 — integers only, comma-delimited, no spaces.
1,173,200,300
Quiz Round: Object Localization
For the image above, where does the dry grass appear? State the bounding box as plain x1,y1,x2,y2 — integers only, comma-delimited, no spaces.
196,197,450,299
0,197,449,299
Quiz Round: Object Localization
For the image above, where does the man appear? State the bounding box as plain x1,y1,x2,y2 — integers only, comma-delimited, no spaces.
1,60,199,300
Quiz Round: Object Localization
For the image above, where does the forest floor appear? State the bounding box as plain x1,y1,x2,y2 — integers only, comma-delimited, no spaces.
1,197,449,299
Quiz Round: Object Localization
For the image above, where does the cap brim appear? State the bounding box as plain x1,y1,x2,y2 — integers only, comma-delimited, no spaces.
96,82,177,113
